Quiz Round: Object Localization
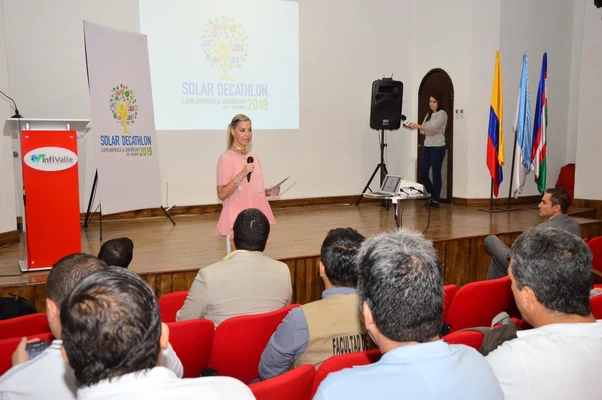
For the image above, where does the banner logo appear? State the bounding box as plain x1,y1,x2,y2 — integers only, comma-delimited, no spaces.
200,17,249,81
24,147,78,171
109,84,139,134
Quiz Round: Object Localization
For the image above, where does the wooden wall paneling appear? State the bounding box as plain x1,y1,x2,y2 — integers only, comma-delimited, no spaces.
0,230,20,246
171,271,198,293
33,285,46,313
295,258,308,304
158,273,174,298
433,240,447,283
470,237,491,282
142,274,159,298
581,223,602,240
442,238,474,288
573,199,602,219
283,259,297,304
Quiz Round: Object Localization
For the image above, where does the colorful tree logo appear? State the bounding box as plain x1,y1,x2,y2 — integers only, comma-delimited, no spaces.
109,84,138,134
200,16,250,81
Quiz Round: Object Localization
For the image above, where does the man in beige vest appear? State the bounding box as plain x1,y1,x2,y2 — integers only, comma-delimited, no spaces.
176,208,292,326
258,227,374,380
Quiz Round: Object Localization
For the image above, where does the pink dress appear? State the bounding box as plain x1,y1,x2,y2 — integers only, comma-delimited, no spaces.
216,150,276,236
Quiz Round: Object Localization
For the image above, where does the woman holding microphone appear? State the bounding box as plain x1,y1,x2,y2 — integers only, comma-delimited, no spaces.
216,114,279,252
408,93,448,208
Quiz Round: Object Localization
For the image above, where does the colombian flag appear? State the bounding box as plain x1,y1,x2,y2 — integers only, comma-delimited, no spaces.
487,51,504,197
531,52,547,194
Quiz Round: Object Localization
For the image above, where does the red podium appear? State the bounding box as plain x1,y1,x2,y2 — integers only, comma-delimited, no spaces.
4,118,89,272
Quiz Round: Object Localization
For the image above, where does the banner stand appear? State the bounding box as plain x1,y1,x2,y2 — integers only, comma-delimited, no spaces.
82,170,175,243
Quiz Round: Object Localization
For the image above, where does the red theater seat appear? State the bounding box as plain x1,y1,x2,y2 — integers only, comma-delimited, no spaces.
158,291,189,323
0,313,50,341
443,284,457,322
208,304,300,384
248,364,315,400
591,294,602,320
443,330,484,350
311,349,382,397
167,318,214,378
444,276,512,333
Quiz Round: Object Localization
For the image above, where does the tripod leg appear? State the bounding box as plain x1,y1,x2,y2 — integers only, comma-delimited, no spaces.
161,206,176,226
83,170,98,228
99,204,103,241
356,164,381,206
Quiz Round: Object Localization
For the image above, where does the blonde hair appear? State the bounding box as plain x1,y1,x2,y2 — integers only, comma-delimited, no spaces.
227,114,252,148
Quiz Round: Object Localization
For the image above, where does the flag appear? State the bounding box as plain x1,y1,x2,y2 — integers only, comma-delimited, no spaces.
512,52,532,198
487,51,504,197
531,52,547,194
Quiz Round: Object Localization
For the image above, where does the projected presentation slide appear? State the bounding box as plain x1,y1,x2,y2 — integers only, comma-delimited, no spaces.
140,0,299,130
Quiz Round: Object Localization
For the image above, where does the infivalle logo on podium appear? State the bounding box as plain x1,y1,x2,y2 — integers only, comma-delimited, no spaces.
24,147,78,171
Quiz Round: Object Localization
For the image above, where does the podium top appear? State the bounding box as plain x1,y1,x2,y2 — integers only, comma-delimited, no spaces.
4,118,91,136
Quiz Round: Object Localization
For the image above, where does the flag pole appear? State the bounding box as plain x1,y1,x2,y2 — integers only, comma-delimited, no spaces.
478,179,506,213
503,133,522,211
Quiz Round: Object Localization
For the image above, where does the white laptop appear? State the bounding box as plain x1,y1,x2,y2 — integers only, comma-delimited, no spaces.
364,174,403,197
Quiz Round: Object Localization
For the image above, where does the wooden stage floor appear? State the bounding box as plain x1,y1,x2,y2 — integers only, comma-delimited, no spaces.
1,200,601,310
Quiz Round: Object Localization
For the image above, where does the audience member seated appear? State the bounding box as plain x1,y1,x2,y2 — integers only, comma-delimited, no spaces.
486,227,602,400
97,237,134,268
0,254,183,400
485,188,581,279
0,254,107,399
177,208,292,326
60,266,254,399
259,228,374,380
314,229,502,400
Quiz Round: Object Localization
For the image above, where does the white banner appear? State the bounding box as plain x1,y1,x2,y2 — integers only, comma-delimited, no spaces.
84,21,162,215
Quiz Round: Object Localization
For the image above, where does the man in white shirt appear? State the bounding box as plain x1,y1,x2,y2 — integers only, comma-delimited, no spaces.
60,266,254,400
0,254,183,400
314,229,502,400
486,227,602,400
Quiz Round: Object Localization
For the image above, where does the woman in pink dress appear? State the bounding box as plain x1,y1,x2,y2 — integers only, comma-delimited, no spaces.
216,114,279,251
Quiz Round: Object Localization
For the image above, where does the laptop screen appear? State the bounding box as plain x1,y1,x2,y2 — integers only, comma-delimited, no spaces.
380,175,402,194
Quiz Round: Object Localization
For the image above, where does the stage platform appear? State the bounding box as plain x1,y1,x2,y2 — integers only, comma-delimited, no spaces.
1,199,601,312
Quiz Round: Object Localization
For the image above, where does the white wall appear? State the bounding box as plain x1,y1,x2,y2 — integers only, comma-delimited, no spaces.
0,0,17,233
574,1,602,199
497,0,576,199
1,0,416,212
0,0,599,232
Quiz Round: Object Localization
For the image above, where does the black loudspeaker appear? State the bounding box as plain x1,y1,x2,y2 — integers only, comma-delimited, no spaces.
369,79,403,130
596,0,602,8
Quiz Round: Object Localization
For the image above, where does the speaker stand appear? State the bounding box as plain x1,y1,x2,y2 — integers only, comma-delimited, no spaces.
356,129,388,206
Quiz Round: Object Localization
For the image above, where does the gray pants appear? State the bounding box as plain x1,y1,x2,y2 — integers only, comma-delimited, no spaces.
485,235,511,280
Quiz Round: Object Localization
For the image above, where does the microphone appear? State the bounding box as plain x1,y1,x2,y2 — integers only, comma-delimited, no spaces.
246,156,253,182
400,114,411,128
0,90,23,118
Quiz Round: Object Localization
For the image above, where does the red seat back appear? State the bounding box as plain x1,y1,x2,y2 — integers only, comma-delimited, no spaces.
167,318,214,378
248,364,315,400
591,294,602,319
443,284,457,322
588,237,602,274
0,332,54,375
208,304,300,384
311,349,382,397
445,276,512,333
158,291,189,323
443,330,484,350
0,313,50,341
